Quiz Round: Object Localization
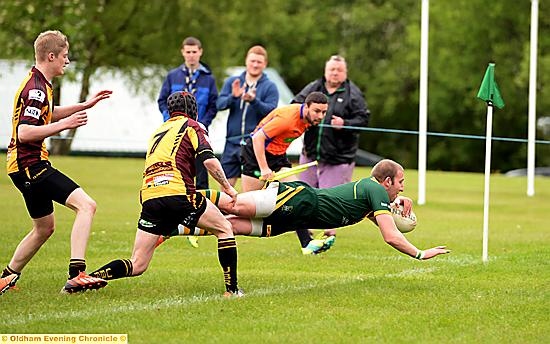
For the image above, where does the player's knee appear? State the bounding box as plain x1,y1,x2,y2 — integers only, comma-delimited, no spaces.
34,224,55,240
85,198,97,215
215,218,234,238
76,198,97,216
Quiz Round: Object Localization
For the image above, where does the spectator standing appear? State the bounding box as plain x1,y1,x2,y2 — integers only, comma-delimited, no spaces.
217,45,279,186
157,36,218,190
292,55,370,250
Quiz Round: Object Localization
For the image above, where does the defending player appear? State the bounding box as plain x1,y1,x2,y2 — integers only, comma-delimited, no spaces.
89,92,243,297
162,159,450,261
1,30,112,295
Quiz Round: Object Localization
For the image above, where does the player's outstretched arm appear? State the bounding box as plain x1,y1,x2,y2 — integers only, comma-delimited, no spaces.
53,90,112,121
18,111,88,143
421,246,451,260
376,213,450,260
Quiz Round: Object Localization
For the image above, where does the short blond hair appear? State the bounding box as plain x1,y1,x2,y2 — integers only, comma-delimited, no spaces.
34,30,69,62
246,45,268,64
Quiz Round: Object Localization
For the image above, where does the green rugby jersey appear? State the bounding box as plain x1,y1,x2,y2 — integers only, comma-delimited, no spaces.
265,178,391,234
315,177,391,228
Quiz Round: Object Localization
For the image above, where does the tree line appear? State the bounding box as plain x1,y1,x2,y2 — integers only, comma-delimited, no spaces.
1,0,548,171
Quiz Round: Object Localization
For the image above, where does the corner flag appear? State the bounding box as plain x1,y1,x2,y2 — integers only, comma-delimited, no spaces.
477,63,505,109
477,62,505,263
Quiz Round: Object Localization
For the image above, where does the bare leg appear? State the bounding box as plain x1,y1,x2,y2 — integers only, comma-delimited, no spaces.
226,216,254,235
89,229,158,280
129,230,159,276
64,188,97,259
8,213,55,272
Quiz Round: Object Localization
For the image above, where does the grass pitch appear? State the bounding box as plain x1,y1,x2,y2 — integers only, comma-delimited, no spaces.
1,155,548,343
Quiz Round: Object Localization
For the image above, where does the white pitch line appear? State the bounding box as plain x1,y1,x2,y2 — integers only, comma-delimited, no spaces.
3,257,478,326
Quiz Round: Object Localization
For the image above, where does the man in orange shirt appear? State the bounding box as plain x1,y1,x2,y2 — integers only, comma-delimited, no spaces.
240,92,328,192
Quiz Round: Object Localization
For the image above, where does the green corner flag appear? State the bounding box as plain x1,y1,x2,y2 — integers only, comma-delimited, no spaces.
477,63,505,109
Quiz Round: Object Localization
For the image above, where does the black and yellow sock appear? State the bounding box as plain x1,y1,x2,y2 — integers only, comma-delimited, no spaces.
69,258,86,279
217,238,238,292
198,189,222,206
89,259,133,280
2,266,21,279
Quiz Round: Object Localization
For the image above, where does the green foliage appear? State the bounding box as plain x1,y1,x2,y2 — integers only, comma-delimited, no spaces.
1,155,549,343
1,0,549,170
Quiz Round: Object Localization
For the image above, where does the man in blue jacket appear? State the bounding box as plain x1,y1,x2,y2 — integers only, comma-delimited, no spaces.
158,36,218,190
216,45,279,186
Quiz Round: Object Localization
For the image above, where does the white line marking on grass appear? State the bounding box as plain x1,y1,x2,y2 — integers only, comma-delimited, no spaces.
4,256,478,326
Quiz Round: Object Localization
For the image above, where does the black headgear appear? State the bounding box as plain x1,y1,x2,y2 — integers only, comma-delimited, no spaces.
167,91,198,120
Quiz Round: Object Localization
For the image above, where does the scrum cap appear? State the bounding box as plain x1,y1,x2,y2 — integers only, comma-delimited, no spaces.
167,91,198,120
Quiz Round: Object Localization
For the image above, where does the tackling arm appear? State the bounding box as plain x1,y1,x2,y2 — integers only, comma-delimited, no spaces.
203,158,238,206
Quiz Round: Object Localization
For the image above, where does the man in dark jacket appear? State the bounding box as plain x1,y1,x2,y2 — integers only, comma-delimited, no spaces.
292,55,370,253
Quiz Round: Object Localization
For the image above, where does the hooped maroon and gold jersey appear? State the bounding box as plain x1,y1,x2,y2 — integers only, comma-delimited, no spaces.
140,116,214,203
6,67,54,174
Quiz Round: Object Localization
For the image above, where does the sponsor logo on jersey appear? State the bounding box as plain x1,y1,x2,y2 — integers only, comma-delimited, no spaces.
145,161,172,175
144,173,174,187
281,205,293,212
341,216,350,225
24,106,41,119
28,89,46,102
153,174,173,186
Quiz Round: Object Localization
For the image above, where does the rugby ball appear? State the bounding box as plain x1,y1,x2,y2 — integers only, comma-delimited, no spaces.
390,203,417,233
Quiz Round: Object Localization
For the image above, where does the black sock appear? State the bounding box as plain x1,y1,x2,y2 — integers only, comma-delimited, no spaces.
69,258,86,279
89,259,133,280
2,266,21,278
217,238,238,292
295,228,313,248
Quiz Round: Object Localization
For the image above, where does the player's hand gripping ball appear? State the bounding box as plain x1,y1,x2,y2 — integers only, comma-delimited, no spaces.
390,203,417,233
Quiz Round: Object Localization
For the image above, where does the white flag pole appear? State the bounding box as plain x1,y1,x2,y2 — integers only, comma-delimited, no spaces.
418,0,429,205
482,104,494,262
527,0,539,196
